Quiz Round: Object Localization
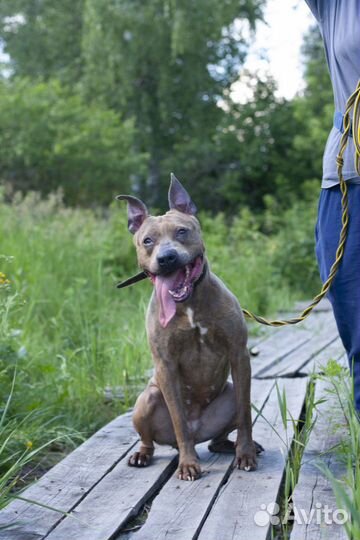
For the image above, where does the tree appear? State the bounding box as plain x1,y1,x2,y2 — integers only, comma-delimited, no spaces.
291,24,333,182
0,0,267,207
80,0,265,204
212,25,333,213
184,73,305,213
0,79,145,204
0,0,85,83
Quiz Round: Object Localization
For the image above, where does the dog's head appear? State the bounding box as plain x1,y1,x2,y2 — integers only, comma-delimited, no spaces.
117,174,205,327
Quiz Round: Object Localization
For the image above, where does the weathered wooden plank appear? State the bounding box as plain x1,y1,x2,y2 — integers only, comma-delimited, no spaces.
301,337,345,374
250,304,334,378
0,412,138,540
197,378,308,540
0,301,342,540
288,298,332,314
291,377,348,540
120,378,275,540
256,312,338,378
248,328,277,352
45,445,178,540
247,315,306,354
0,374,273,540
250,323,314,378
121,444,236,540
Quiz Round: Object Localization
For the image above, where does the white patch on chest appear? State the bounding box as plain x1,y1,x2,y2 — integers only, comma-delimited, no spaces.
186,308,208,337
186,308,196,328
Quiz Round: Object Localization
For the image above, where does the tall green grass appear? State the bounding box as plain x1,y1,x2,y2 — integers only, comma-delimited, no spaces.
0,186,320,493
318,361,360,539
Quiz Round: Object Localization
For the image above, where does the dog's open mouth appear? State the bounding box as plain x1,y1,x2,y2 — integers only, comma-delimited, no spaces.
168,256,204,302
148,256,204,328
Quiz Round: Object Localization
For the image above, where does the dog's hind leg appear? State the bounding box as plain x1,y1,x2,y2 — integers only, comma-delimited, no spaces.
208,437,264,455
194,382,237,451
128,382,176,467
208,436,236,454
198,382,264,456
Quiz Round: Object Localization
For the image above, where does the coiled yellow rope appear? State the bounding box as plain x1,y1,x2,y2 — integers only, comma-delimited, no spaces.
243,80,360,326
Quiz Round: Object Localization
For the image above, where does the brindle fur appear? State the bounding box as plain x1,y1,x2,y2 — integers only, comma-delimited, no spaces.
118,179,258,481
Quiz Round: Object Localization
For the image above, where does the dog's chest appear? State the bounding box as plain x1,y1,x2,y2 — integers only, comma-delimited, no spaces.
185,307,209,341
175,309,230,403
168,307,232,368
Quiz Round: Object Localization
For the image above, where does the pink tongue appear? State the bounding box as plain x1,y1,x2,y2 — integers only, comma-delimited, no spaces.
154,273,180,328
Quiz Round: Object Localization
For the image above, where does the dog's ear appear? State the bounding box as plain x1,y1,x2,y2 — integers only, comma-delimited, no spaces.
116,195,149,234
168,173,197,215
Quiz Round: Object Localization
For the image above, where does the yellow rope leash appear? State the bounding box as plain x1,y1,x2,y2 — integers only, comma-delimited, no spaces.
242,80,360,327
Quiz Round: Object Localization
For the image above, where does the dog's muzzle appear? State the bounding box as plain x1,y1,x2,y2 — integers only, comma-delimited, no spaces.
149,255,204,328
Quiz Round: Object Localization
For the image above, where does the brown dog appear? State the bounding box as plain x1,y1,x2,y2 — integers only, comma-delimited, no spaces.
117,175,259,481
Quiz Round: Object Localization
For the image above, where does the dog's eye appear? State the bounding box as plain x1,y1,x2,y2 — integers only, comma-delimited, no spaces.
176,228,188,237
143,237,153,246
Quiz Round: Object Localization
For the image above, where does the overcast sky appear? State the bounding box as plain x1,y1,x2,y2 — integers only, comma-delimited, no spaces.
235,0,314,100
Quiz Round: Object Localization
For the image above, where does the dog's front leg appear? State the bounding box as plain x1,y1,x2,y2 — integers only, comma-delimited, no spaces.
156,363,201,481
231,347,257,471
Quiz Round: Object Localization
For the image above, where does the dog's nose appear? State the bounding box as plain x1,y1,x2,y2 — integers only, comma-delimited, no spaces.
157,249,179,272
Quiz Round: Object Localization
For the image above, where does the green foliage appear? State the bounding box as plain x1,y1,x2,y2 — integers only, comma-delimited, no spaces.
0,0,266,207
0,192,151,437
0,262,77,506
0,79,146,204
200,209,293,317
81,0,265,203
0,0,85,83
318,362,360,540
0,5,333,213
301,25,333,117
262,180,321,297
210,76,305,212
291,25,333,184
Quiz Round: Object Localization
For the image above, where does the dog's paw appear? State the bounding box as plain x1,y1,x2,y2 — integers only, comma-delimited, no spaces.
235,442,257,471
128,451,152,468
177,458,202,481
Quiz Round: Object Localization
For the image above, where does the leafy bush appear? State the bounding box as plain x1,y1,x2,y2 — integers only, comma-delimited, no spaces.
262,180,321,297
0,261,77,505
0,190,150,435
0,79,147,205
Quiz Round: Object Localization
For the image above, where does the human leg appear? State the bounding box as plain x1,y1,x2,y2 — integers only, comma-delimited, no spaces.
315,183,360,410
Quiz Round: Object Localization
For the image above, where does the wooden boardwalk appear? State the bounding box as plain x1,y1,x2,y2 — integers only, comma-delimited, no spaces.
0,300,350,539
